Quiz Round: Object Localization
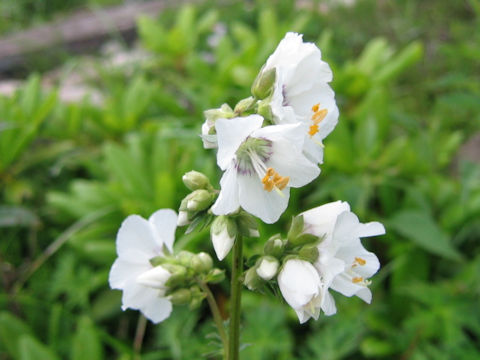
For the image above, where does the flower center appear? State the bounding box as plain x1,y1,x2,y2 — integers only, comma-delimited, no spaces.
235,137,289,193
308,103,328,137
349,257,371,286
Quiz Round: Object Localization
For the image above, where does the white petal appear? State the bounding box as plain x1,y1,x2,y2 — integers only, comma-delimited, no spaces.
121,278,172,323
211,227,235,260
278,260,321,309
335,238,380,279
321,290,337,316
116,215,160,261
301,201,350,237
211,165,240,215
330,273,364,298
267,138,320,188
149,209,178,253
237,172,289,224
332,211,361,246
295,309,310,324
357,221,386,238
252,123,306,152
136,266,171,289
356,288,372,304
109,258,151,289
215,115,264,169
256,258,279,280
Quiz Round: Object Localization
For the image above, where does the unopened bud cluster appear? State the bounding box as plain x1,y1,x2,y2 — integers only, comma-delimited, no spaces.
178,171,217,228
149,250,224,309
244,215,323,291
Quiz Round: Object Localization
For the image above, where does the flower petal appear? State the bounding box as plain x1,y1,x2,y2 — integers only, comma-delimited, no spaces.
116,215,160,261
357,221,386,238
321,290,337,316
215,115,264,170
237,171,289,224
109,258,151,289
149,209,178,253
212,165,240,215
301,201,350,238
212,227,235,260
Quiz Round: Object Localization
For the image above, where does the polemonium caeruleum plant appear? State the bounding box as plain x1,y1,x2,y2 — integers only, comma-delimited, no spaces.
109,32,385,360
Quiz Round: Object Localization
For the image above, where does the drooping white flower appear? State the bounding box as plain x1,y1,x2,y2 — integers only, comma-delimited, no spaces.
210,215,236,260
109,209,178,323
277,259,326,324
261,32,339,164
211,114,320,224
302,201,385,312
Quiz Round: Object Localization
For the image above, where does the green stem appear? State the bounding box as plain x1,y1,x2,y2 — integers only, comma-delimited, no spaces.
228,235,243,360
198,280,228,357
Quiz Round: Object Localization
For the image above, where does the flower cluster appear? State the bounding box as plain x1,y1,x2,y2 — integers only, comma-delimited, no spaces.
202,32,338,225
109,32,385,329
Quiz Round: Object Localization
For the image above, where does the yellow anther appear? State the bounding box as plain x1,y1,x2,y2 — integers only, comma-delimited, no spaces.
312,103,320,112
355,257,366,266
275,176,290,190
312,109,328,124
352,277,364,284
261,167,290,192
308,124,319,137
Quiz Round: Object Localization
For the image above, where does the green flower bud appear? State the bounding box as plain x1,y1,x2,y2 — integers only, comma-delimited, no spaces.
164,264,188,287
264,234,285,258
205,268,225,284
288,233,319,247
244,266,264,291
251,67,276,99
188,286,206,310
176,250,195,266
191,252,213,273
234,96,256,114
182,171,211,191
236,212,259,238
298,245,319,263
257,99,273,122
287,215,304,242
169,288,191,305
204,103,234,122
186,189,215,212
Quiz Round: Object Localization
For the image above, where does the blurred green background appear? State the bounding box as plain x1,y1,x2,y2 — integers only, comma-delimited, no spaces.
1,0,479,359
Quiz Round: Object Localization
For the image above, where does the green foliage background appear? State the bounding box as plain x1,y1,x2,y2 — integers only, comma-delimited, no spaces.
1,0,480,359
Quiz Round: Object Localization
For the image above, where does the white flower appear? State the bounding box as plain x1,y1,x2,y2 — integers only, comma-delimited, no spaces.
277,259,326,324
302,201,385,312
262,32,339,164
256,256,279,280
211,114,320,223
109,209,178,323
211,225,235,261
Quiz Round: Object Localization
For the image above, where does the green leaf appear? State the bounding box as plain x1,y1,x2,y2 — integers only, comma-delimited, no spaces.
72,317,104,360
388,210,462,261
0,312,33,358
19,335,59,360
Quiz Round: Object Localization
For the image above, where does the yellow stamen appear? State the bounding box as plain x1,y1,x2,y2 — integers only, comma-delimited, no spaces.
309,104,328,137
352,277,364,283
261,167,290,192
308,124,319,137
355,257,366,266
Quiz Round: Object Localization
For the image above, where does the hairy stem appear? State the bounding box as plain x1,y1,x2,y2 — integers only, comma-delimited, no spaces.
228,235,243,360
198,280,228,357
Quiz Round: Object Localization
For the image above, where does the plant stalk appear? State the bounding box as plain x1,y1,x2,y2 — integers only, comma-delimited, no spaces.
228,235,243,360
198,280,228,358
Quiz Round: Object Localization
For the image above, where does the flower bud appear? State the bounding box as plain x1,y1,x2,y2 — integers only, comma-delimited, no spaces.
264,235,285,258
288,233,319,247
255,256,279,281
186,190,215,212
177,210,190,226
188,286,206,309
244,266,263,291
205,268,225,284
201,104,234,149
251,67,276,99
168,288,191,305
298,245,319,263
163,264,188,287
236,212,259,238
211,215,237,260
176,250,195,266
204,103,234,122
182,171,211,191
234,96,256,114
287,215,304,242
257,99,273,122
136,266,171,289
191,252,213,273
